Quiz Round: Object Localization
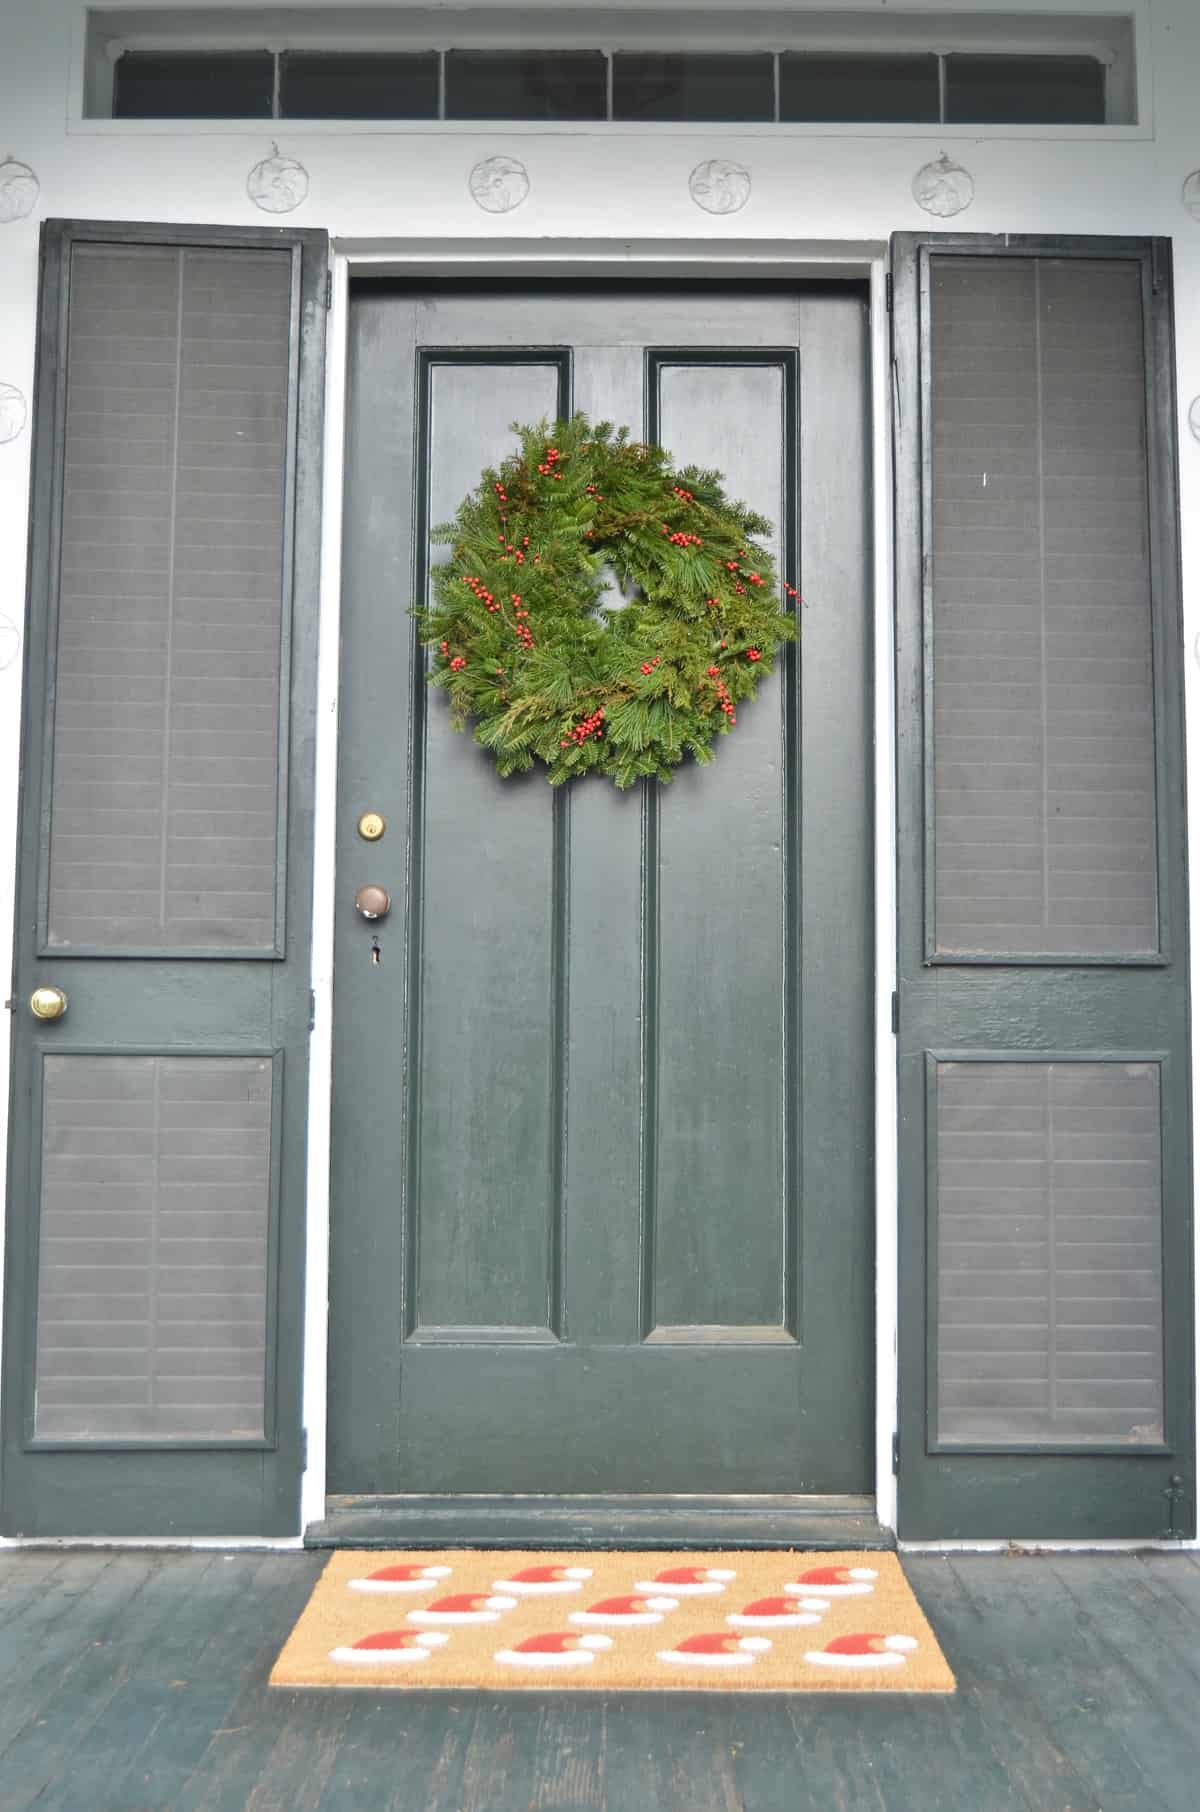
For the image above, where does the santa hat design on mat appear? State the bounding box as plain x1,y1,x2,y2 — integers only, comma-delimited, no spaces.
785,1566,877,1598
491,1564,593,1596
633,1566,736,1596
658,1632,772,1669
805,1633,919,1670
329,1629,450,1665
348,1563,453,1595
726,1594,831,1630
569,1593,680,1627
494,1631,614,1669
407,1592,517,1625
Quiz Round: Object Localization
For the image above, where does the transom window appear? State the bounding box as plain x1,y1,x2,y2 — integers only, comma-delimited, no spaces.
85,9,1137,126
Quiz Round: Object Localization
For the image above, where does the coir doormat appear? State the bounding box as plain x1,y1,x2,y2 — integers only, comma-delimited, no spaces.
270,1550,955,1692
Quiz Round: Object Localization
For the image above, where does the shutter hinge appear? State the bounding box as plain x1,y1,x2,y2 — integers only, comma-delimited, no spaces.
892,1432,900,1476
891,990,899,1035
324,269,333,310
308,989,316,1031
1160,1473,1187,1540
300,1428,309,1472
885,271,893,314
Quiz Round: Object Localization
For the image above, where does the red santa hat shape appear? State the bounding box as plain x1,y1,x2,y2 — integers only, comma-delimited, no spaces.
785,1565,878,1598
569,1593,680,1627
491,1563,593,1596
804,1633,919,1670
494,1631,614,1669
633,1566,736,1596
726,1594,831,1630
657,1632,772,1669
407,1592,517,1625
329,1628,450,1665
348,1562,453,1595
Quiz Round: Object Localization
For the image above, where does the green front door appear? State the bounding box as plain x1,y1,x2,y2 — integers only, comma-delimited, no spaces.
328,283,874,1497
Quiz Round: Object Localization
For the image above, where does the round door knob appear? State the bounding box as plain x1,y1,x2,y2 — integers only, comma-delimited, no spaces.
30,986,68,1021
354,884,391,921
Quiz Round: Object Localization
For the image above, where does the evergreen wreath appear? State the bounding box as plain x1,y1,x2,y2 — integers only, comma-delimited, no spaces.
415,413,798,787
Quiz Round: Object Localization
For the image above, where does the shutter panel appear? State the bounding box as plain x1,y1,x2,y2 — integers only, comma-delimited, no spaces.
929,256,1158,958
3,221,326,1539
46,243,292,952
934,1059,1164,1447
893,234,1194,1540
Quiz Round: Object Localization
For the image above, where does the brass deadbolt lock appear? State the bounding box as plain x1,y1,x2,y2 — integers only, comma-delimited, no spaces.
357,811,386,842
30,986,68,1021
354,884,391,921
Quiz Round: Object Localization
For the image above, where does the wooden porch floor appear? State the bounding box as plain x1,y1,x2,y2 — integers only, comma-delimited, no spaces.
0,1550,1197,1810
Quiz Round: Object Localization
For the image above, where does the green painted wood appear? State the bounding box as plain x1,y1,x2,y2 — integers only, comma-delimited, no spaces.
2,220,328,1538
920,1559,1106,1812
2,1553,1200,1811
890,233,1195,1540
328,283,874,1501
305,1491,890,1549
0,1551,110,1668
32,1555,228,1812
0,1552,71,1628
947,1556,1181,1811
98,1554,318,1812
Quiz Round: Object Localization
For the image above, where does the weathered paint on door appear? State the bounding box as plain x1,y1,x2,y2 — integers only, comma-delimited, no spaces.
329,285,873,1496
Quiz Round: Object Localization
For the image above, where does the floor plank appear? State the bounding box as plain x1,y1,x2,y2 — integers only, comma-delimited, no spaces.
0,1552,1197,1812
32,1555,229,1812
945,1555,1170,1812
1040,1556,1200,1812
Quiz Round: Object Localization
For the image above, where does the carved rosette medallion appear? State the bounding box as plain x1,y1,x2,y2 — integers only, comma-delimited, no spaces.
469,156,530,213
912,154,975,219
689,160,751,216
247,151,309,214
1183,171,1200,221
1189,396,1200,444
0,381,27,443
0,159,39,223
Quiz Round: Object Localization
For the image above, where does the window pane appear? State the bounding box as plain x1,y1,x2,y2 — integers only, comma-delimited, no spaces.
930,255,1158,958
779,53,939,122
48,244,292,951
936,1061,1164,1447
279,50,438,118
612,53,773,122
112,51,274,119
945,54,1106,124
445,49,606,120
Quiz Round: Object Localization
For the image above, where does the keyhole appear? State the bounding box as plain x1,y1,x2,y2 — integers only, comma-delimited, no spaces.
370,938,382,966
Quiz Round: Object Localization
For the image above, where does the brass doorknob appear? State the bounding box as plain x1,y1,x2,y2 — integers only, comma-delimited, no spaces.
354,884,391,920
30,986,68,1021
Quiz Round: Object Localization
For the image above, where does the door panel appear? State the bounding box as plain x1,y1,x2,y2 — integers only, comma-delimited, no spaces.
648,356,796,1337
413,357,569,1340
329,285,873,1496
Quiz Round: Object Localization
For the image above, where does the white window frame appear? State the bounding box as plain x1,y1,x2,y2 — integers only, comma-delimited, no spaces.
70,1,1153,140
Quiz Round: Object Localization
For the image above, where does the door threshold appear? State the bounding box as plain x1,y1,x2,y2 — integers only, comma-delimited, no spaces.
305,1494,893,1550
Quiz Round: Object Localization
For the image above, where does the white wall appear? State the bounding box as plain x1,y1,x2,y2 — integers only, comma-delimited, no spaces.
1,0,1199,1543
